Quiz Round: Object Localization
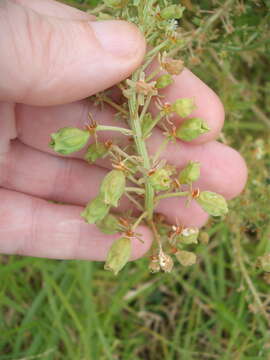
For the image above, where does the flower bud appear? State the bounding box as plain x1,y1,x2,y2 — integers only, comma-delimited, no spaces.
175,250,197,266
176,118,210,141
258,253,270,272
178,227,199,245
104,237,131,275
149,168,172,191
49,127,90,155
178,161,200,184
196,191,228,217
84,142,108,163
100,170,126,207
173,98,196,118
160,5,185,20
159,251,174,272
81,196,110,224
96,214,121,235
161,58,184,75
155,74,173,89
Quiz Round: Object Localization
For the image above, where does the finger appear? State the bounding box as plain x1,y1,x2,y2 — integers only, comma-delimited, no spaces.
13,0,95,20
0,0,145,105
17,101,247,200
0,140,206,227
0,188,152,260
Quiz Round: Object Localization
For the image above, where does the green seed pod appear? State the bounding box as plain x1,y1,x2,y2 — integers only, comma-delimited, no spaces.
177,227,199,245
104,237,131,275
155,74,173,89
178,161,200,184
175,250,197,266
49,127,90,155
81,196,110,224
160,5,184,20
84,142,108,163
173,98,196,118
176,118,210,141
149,168,172,191
96,214,121,235
258,254,270,272
100,170,126,207
196,191,228,217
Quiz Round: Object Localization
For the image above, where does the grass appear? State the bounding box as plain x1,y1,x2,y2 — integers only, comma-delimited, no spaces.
1,0,270,359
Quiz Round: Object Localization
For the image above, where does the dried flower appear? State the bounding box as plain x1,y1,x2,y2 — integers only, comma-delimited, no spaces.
100,170,126,207
81,196,110,224
176,118,210,141
178,161,200,184
161,55,184,75
196,191,228,216
159,251,174,272
149,257,161,273
104,237,131,275
175,250,197,266
49,127,90,155
173,98,196,118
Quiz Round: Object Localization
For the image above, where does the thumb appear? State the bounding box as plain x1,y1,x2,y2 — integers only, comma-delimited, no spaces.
0,0,146,105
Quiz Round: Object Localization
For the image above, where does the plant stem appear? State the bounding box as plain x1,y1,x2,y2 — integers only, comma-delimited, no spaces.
100,95,128,116
125,192,144,212
125,187,145,194
155,191,189,202
132,211,147,231
96,125,132,136
128,73,154,221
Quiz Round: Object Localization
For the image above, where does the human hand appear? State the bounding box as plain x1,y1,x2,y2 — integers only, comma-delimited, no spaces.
0,0,247,261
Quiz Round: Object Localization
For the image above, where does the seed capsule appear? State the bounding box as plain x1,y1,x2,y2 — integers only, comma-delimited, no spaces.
178,161,200,184
104,237,131,275
84,142,108,163
149,168,172,191
155,74,173,89
177,227,199,245
175,118,210,141
96,214,121,235
196,191,228,217
81,196,110,224
49,127,90,155
100,170,126,207
175,250,197,266
160,5,185,20
173,98,196,118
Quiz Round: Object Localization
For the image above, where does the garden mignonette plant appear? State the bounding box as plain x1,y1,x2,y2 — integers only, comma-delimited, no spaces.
50,0,228,275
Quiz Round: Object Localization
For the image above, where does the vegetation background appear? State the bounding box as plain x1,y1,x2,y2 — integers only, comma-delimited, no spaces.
1,0,270,359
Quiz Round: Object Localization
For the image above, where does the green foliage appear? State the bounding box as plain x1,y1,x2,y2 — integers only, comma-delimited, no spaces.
1,0,270,359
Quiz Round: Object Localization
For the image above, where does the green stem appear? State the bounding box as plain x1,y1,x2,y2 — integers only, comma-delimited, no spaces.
132,211,147,231
125,187,145,194
101,95,128,116
96,125,132,136
143,112,164,139
128,74,154,221
155,191,189,202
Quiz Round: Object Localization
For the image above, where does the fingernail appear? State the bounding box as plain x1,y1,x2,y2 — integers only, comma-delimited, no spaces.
91,20,145,59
